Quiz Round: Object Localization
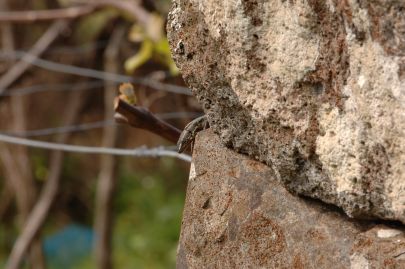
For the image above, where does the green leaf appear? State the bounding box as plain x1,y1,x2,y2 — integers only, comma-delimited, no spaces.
154,39,179,75
125,39,154,74
128,24,145,43
74,8,118,44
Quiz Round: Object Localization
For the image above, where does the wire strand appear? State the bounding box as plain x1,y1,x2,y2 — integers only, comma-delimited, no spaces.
0,112,202,137
0,81,105,96
0,133,191,162
0,50,192,95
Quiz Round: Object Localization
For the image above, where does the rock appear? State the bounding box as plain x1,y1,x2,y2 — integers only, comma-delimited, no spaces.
177,129,405,268
167,0,405,223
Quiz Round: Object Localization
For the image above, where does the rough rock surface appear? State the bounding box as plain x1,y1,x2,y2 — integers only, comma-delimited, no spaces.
167,0,405,222
177,129,405,268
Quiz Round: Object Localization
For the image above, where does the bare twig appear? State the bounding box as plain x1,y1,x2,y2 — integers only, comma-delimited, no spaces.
0,5,95,23
0,178,13,219
0,0,151,27
0,146,29,221
114,97,182,144
5,88,85,269
71,0,151,26
10,94,47,269
0,1,45,267
94,26,124,269
0,20,68,95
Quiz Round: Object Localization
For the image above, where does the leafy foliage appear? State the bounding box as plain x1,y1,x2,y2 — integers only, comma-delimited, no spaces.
42,158,187,269
74,8,119,44
125,13,179,75
112,165,185,269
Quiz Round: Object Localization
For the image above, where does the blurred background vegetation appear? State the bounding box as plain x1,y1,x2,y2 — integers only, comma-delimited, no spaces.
0,0,199,268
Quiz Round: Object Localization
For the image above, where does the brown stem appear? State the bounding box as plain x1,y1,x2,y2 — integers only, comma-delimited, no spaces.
0,5,95,23
94,26,125,269
114,97,182,144
0,20,68,95
71,0,151,26
5,88,86,269
0,1,45,267
0,179,13,219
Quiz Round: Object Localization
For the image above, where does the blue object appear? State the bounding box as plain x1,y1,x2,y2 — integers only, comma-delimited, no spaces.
43,224,94,268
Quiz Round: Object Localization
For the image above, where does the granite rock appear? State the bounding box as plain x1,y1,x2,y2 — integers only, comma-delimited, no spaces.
177,129,405,268
167,0,405,223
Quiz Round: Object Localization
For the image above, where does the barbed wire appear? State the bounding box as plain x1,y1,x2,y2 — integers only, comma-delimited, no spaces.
6,40,109,56
0,112,202,137
45,40,109,55
0,50,192,95
0,80,105,96
1,120,114,137
0,133,192,162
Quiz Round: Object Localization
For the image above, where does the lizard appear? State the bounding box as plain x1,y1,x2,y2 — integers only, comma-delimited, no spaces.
116,82,209,153
177,115,209,153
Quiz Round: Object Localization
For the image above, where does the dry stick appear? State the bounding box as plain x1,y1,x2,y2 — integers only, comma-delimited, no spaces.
0,179,13,218
72,0,151,26
0,146,28,219
0,2,45,267
5,89,85,269
0,5,95,23
114,98,182,144
94,26,125,269
0,20,68,95
10,95,36,224
11,95,47,269
0,0,16,221
0,147,48,268
3,16,69,269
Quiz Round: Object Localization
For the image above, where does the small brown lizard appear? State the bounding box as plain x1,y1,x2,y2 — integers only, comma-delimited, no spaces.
116,83,208,153
177,115,209,153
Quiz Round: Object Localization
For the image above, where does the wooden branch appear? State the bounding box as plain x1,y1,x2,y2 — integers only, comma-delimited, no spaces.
0,2,46,266
0,20,68,95
0,5,95,23
0,0,151,27
0,179,13,219
5,88,85,269
11,95,47,269
114,97,182,144
94,26,125,269
71,0,151,26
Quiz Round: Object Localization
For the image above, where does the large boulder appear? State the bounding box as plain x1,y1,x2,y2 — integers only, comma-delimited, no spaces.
177,130,405,268
167,0,405,223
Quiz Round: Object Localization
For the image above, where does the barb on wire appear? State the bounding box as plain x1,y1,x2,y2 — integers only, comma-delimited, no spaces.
0,133,191,162
0,50,192,95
